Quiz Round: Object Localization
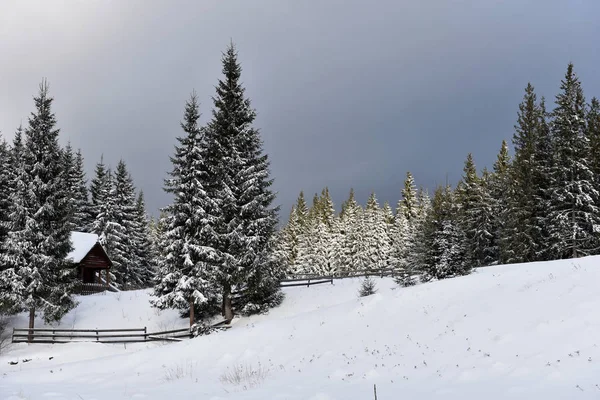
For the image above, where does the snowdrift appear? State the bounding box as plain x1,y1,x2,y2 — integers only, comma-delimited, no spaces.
2,256,600,399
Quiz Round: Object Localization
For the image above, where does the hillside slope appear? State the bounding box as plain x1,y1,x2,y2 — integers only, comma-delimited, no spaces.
2,256,600,399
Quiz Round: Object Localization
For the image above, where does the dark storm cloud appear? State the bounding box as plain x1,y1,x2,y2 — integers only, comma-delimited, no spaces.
1,0,599,218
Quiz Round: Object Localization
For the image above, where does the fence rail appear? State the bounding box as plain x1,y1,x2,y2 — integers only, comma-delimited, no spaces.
12,320,232,344
282,269,396,284
11,326,194,344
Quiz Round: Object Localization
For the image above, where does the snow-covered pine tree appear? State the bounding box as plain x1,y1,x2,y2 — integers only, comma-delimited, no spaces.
382,201,397,270
133,191,155,286
456,154,494,268
409,187,432,284
490,140,511,264
318,187,340,275
295,190,309,226
295,214,329,275
504,83,543,263
477,168,498,266
92,168,119,286
394,172,418,286
0,137,14,314
547,64,600,259
63,144,91,232
532,98,553,261
335,189,362,275
425,185,468,280
588,98,600,249
152,93,219,325
1,81,76,329
0,138,11,249
408,187,431,282
588,98,600,183
0,128,26,314
358,276,377,297
204,44,282,319
89,156,109,231
363,193,390,273
276,206,301,274
109,160,143,289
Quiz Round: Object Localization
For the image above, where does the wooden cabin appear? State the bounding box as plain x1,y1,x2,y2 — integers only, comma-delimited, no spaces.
66,232,113,293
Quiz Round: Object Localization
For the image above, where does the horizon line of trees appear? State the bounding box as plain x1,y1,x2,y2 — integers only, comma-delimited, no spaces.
276,63,600,286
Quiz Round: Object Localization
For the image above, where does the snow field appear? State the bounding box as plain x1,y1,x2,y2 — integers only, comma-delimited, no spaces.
2,256,600,399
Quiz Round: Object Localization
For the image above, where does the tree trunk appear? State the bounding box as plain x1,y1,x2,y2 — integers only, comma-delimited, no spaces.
28,307,35,343
223,284,233,323
189,297,195,328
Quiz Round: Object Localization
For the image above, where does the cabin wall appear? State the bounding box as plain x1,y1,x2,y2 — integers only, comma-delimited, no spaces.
80,244,111,269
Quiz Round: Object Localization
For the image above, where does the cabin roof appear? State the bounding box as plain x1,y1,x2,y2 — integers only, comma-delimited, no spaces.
66,231,100,263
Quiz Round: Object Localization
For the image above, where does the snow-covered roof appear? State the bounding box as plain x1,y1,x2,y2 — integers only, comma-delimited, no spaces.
66,231,100,263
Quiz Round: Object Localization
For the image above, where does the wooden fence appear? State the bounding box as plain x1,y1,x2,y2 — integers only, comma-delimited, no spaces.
280,276,334,288
281,268,396,285
75,283,111,296
11,326,192,344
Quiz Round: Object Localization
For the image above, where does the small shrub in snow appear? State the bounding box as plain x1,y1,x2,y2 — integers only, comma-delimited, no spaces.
190,322,218,337
220,363,269,389
359,276,377,297
163,360,198,382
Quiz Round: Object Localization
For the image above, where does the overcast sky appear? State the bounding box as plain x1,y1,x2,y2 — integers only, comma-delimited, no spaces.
1,0,599,220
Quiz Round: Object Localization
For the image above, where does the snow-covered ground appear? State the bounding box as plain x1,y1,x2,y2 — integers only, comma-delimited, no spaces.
2,256,600,399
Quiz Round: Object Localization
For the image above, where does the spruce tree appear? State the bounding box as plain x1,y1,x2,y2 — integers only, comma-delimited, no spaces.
89,156,109,230
1,81,76,328
394,172,419,286
0,138,11,249
204,43,282,319
0,137,14,313
532,98,553,261
133,191,155,286
335,189,364,275
92,169,119,285
504,83,543,263
456,154,494,268
63,144,90,232
547,64,600,258
424,185,467,280
363,193,390,272
588,98,600,181
152,93,219,325
491,140,511,264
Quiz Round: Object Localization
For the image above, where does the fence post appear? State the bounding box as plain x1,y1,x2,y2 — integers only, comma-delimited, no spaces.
96,329,99,342
52,329,55,343
144,327,147,341
307,278,310,288
11,327,14,343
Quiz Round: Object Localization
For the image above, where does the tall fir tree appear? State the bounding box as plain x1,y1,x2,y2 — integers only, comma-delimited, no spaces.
456,154,493,268
547,64,600,258
363,193,390,271
532,98,554,261
152,93,219,325
504,83,543,263
63,144,91,232
587,97,600,214
133,191,155,286
110,160,143,288
89,156,109,230
491,140,511,264
394,172,419,286
423,185,467,280
1,81,76,329
204,43,282,319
